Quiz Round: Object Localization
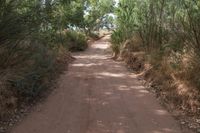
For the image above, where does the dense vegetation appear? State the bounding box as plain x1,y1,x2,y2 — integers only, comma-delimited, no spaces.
2,0,199,131
0,0,114,120
111,0,200,127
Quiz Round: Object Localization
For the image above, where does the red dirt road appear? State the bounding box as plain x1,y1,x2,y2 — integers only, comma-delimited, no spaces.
11,36,191,133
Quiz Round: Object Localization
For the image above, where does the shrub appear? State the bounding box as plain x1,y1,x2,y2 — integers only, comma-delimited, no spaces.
179,50,200,89
111,30,123,56
89,32,100,40
0,73,17,119
0,40,56,98
0,31,71,119
0,0,87,122
65,31,88,52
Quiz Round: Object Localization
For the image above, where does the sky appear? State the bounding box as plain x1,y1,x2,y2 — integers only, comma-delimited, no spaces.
115,0,119,6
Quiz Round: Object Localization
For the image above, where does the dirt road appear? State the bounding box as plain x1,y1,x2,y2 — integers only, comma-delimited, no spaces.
11,36,190,133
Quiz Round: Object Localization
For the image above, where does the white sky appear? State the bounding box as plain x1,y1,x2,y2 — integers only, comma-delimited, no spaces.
115,0,119,6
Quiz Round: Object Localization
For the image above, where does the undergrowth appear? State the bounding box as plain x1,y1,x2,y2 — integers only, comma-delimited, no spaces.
111,33,200,130
0,30,87,120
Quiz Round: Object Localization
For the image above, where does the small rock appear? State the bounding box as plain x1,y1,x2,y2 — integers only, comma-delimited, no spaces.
181,121,186,125
196,119,200,123
37,108,41,112
16,115,20,119
189,123,197,129
9,123,13,127
0,127,4,131
20,109,25,113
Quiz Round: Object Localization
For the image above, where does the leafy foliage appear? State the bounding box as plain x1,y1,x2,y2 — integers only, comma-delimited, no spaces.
84,0,115,34
112,0,200,52
111,0,200,117
0,0,90,119
65,31,88,51
0,0,116,119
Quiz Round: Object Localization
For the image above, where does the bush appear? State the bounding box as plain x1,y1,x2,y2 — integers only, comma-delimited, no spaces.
88,32,100,40
0,30,72,119
65,31,88,52
111,30,123,56
0,40,56,98
0,28,87,118
0,0,87,122
178,50,200,89
0,73,17,119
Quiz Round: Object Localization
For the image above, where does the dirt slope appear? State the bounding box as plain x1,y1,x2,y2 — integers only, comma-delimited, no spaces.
11,36,191,133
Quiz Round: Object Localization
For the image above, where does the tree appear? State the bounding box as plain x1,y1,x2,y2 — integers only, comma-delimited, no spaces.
84,0,115,34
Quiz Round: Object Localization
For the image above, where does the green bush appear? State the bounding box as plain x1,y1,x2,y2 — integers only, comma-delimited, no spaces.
111,30,123,55
0,0,88,120
65,31,88,52
0,40,56,99
89,32,100,40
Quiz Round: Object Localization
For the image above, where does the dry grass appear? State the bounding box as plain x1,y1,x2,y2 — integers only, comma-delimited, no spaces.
116,34,200,130
144,47,200,113
0,72,17,119
123,52,145,72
